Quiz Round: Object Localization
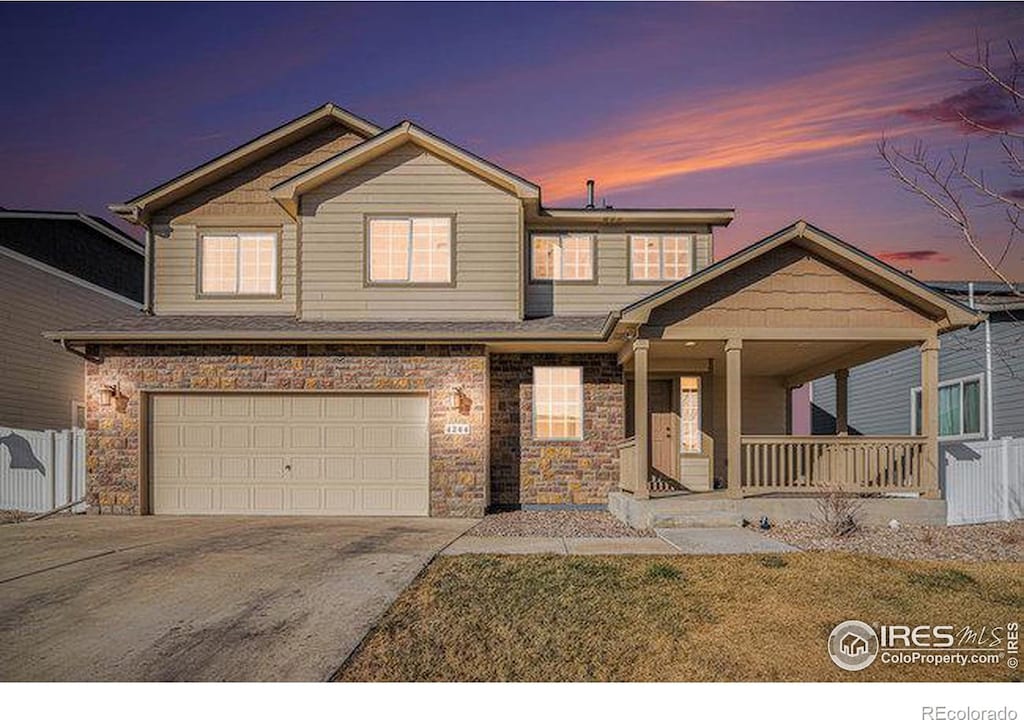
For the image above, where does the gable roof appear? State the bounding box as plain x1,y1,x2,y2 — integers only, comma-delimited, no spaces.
269,121,541,215
620,220,983,331
110,103,382,223
0,209,144,304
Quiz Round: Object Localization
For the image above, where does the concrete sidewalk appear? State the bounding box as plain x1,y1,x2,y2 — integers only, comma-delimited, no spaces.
442,528,800,556
656,527,799,555
441,535,675,555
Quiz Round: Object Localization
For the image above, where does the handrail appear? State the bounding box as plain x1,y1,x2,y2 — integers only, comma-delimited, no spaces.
740,435,925,495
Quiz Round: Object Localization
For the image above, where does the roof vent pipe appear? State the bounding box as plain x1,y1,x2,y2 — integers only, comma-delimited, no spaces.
585,179,595,209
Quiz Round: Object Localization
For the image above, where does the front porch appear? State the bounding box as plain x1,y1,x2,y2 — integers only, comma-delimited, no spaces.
616,335,941,502
609,223,981,517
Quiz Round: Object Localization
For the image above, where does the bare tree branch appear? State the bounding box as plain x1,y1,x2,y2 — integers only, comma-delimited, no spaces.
955,112,1024,141
950,39,1024,104
878,137,1022,294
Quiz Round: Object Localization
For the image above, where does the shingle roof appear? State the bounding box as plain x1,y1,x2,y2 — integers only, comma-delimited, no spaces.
0,210,144,303
44,314,617,343
928,281,1024,313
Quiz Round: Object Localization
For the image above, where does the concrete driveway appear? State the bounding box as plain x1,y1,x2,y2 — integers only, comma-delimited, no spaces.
0,515,475,681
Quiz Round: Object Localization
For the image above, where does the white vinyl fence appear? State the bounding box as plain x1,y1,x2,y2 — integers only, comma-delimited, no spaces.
0,426,86,514
942,437,1024,526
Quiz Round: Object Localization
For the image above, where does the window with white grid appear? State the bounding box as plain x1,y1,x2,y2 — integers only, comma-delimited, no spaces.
531,234,594,281
630,234,693,281
200,232,277,295
368,217,451,283
533,366,583,440
679,376,702,453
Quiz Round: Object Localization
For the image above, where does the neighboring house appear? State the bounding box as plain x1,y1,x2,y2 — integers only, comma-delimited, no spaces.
45,103,981,519
0,209,143,430
811,282,1022,441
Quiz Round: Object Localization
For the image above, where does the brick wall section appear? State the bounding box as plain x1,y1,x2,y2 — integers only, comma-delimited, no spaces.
85,344,488,517
489,353,623,507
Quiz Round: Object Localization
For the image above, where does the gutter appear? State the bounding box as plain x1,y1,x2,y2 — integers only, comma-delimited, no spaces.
60,339,102,364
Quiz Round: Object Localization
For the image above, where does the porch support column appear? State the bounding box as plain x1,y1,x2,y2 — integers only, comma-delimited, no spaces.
835,368,849,436
920,337,941,499
725,338,743,498
633,339,650,499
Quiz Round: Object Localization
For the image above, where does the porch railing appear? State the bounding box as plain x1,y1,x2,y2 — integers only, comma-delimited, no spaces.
740,435,926,495
618,437,638,493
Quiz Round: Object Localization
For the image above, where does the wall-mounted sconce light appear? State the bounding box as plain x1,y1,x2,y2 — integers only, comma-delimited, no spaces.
448,386,472,416
99,383,129,413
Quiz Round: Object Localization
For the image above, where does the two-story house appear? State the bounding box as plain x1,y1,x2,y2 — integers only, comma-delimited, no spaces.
48,103,981,522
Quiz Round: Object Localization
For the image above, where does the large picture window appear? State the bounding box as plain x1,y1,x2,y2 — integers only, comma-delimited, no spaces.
531,234,594,281
912,375,983,439
200,231,277,295
368,216,452,284
533,366,583,440
629,234,693,281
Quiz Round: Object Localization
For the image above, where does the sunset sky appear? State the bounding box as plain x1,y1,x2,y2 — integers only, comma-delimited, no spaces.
2,2,1023,280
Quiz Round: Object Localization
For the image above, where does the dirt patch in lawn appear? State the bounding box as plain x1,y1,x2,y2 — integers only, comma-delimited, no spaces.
466,510,653,538
762,521,1024,563
337,553,1022,682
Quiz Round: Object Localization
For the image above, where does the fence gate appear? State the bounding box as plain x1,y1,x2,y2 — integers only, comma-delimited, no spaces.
942,437,1023,526
0,426,87,513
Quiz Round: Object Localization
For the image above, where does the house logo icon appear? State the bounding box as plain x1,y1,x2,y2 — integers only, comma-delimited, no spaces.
828,620,879,671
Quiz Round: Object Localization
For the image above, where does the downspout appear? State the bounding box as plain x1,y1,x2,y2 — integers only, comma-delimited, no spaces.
143,224,154,315
968,282,995,441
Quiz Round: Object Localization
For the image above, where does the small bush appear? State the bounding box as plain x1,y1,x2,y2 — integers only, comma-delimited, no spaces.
814,482,863,538
759,555,787,569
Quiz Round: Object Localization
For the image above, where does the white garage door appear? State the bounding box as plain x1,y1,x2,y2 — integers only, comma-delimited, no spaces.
150,393,429,516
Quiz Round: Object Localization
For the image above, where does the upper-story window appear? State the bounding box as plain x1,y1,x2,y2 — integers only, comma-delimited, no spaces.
199,231,277,296
367,216,452,285
531,233,595,282
629,234,693,282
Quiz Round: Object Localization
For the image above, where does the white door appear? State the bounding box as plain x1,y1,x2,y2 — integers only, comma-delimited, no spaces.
150,393,429,516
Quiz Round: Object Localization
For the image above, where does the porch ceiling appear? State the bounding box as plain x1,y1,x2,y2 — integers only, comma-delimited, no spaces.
626,338,916,386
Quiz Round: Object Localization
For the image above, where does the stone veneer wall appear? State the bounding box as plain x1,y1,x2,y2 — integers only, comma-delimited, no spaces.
85,344,488,517
489,353,623,507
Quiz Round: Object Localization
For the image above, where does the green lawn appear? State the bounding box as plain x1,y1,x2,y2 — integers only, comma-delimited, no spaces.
337,553,1023,682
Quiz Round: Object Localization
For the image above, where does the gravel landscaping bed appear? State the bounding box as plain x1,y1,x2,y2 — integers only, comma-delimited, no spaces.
762,520,1023,562
0,510,31,525
467,510,654,538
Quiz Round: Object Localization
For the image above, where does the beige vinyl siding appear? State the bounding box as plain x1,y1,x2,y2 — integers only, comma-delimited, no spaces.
150,124,364,316
649,244,935,331
151,222,298,315
710,372,787,484
525,231,713,317
300,144,521,321
0,254,140,430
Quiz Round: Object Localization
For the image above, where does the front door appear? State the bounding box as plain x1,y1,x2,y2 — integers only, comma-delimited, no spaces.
649,379,678,483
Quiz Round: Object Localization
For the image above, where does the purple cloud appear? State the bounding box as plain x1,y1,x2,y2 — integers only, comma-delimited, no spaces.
903,71,1024,132
878,250,951,263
